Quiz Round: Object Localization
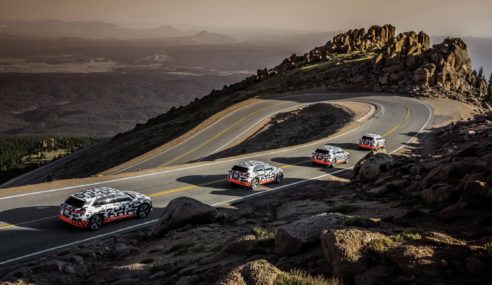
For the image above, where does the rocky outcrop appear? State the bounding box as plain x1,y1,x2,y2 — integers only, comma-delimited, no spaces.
386,245,441,275
275,213,348,255
320,228,388,278
152,197,217,236
217,259,281,285
213,25,486,106
352,152,393,181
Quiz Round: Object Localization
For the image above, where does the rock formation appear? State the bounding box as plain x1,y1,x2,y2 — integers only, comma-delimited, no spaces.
214,25,487,105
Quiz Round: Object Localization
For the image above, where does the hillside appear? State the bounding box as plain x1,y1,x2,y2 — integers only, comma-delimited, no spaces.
47,24,490,181
2,111,491,284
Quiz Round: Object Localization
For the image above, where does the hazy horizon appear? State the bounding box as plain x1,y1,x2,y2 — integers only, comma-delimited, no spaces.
1,0,491,37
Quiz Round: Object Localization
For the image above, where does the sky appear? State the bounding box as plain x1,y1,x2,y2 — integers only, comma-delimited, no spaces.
1,0,492,37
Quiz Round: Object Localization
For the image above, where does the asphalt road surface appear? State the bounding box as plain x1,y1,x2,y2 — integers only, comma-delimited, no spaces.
0,93,433,266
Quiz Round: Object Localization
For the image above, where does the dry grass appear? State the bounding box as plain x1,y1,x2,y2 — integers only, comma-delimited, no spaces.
342,216,380,228
391,231,422,243
275,269,340,285
484,241,492,254
252,226,275,240
366,237,394,254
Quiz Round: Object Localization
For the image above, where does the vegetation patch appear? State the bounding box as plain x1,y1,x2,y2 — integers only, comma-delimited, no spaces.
275,269,340,285
483,241,492,254
0,136,97,184
391,231,422,243
342,216,381,228
252,226,275,240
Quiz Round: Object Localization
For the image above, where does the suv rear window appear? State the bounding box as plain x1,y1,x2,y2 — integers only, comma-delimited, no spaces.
65,196,85,208
315,149,330,154
362,136,374,141
232,165,249,173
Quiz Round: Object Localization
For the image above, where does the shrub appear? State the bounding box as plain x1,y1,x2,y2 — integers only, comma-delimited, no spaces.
391,231,422,242
252,226,275,240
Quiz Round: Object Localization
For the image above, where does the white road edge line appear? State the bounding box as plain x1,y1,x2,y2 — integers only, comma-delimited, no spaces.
0,219,158,266
0,99,433,266
0,100,384,201
356,103,375,122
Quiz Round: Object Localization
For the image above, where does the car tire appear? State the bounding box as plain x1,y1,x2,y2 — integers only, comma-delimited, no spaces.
137,203,151,218
250,178,259,190
275,173,283,184
88,215,103,231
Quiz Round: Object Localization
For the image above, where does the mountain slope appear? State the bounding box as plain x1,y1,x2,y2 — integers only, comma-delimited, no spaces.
31,25,489,181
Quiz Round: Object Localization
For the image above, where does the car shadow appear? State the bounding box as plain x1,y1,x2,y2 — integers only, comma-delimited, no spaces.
176,174,229,190
209,176,312,197
330,142,360,150
0,205,165,233
270,156,312,167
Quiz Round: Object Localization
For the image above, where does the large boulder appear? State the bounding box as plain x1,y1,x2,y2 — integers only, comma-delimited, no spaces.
352,152,393,181
275,200,331,220
275,213,348,256
386,245,441,275
152,197,217,236
320,228,388,278
217,259,281,285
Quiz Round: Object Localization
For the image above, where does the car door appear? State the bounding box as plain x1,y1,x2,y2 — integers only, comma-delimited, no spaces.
254,165,266,182
114,195,135,216
92,196,114,217
264,166,275,181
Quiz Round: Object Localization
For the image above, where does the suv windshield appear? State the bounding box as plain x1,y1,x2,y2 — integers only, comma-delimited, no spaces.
361,136,375,141
65,196,85,208
315,149,330,154
232,165,249,173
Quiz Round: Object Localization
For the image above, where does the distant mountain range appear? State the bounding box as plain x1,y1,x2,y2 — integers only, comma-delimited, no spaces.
0,19,235,44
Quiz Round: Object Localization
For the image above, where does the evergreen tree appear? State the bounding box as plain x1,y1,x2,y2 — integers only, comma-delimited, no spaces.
478,66,484,79
489,73,492,95
487,72,492,104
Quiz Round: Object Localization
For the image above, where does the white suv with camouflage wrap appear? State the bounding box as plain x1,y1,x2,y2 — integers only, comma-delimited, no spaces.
358,133,386,150
59,187,152,231
227,160,283,190
311,145,350,167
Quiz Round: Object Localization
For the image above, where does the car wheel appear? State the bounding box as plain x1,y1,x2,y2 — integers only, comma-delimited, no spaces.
88,215,103,231
275,173,283,184
250,178,259,190
137,203,151,218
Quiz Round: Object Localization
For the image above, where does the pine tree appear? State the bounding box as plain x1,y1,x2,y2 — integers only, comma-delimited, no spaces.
478,66,484,79
489,73,492,94
487,72,492,104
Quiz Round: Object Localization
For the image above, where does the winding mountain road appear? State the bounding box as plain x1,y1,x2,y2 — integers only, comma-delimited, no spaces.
0,92,433,266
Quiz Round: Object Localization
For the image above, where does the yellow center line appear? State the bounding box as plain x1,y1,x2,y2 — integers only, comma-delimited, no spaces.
1,108,413,230
382,107,411,138
162,107,268,166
